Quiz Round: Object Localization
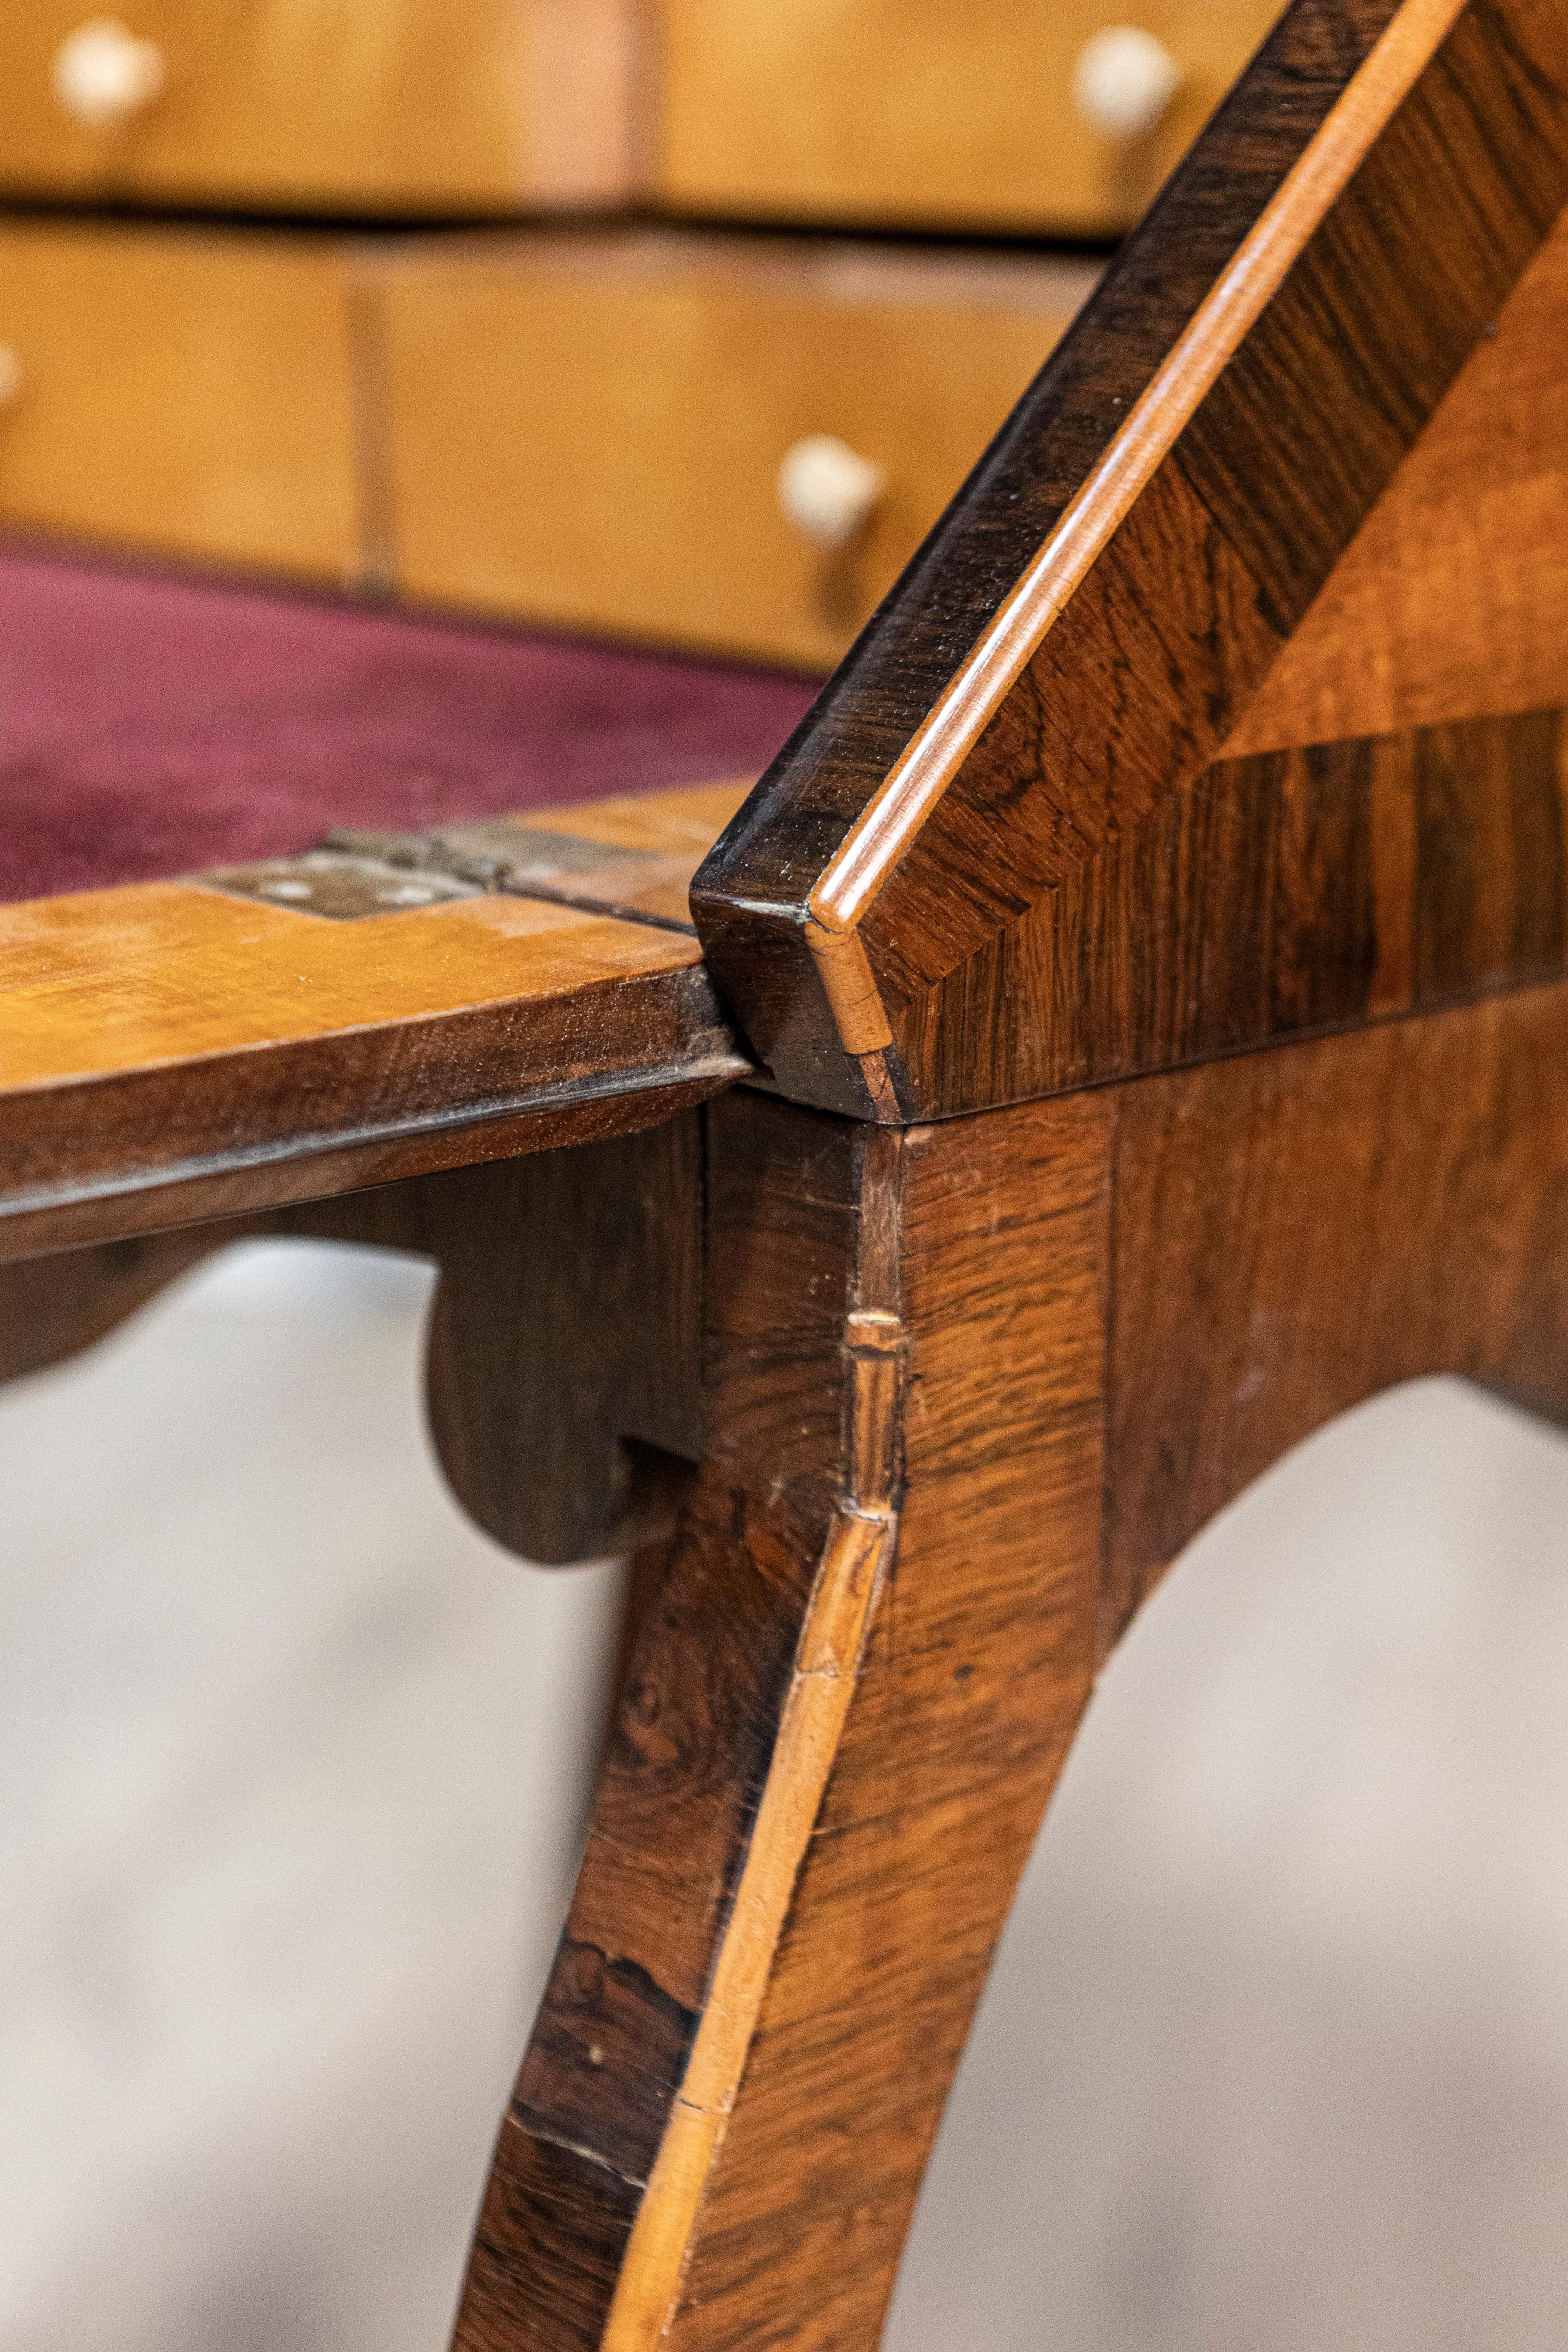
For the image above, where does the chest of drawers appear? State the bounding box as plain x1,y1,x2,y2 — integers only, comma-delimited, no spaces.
2,3,1283,235
658,0,1286,235
0,219,359,579
375,232,1095,667
0,220,1093,663
0,4,1272,658
0,2,637,214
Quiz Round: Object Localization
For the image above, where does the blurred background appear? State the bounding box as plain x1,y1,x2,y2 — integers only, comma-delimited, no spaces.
2,5,1567,2349
0,0,1288,671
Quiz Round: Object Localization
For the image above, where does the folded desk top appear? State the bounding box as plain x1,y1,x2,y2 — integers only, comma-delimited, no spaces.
0,549,814,1256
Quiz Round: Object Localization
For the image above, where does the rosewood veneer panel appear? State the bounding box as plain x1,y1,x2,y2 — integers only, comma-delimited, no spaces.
692,0,1568,1124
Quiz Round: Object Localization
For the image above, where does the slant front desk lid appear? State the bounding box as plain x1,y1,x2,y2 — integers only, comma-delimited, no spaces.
691,0,1568,1124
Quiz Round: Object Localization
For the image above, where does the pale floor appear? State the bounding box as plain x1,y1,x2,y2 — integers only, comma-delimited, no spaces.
1,1241,1566,2351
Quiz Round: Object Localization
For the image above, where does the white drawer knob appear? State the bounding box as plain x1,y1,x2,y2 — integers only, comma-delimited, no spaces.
52,18,165,130
777,435,887,551
0,346,21,407
1072,26,1182,138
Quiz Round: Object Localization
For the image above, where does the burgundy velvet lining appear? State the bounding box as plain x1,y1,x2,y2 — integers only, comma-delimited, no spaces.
0,546,819,905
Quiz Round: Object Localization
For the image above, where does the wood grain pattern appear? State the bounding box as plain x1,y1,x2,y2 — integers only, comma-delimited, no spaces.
454,1091,892,2349
0,219,360,581
0,0,637,213
0,1077,732,1269
416,1122,704,1565
601,1327,897,2349
1102,980,1568,1645
658,1093,1110,2352
376,230,1096,668
13,977,1567,2342
692,0,1568,1121
453,1083,1112,2350
900,703,1568,1106
448,975,1568,2349
1227,205,1568,752
0,781,752,1261
658,0,1286,238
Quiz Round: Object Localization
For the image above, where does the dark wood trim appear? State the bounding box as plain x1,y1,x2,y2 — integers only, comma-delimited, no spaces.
0,1058,737,1265
454,1092,909,2350
0,1114,708,1566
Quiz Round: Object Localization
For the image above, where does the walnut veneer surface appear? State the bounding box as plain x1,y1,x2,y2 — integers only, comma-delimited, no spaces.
452,982,1568,2352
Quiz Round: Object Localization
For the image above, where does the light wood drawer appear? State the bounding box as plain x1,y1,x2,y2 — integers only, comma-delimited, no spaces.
0,3,635,214
378,232,1095,668
658,0,1283,236
0,223,359,580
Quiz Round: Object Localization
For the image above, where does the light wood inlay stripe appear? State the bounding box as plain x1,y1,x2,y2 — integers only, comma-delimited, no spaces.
603,1309,902,2350
805,0,1471,956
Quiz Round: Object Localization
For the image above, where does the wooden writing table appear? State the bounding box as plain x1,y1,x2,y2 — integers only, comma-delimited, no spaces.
6,0,1568,2343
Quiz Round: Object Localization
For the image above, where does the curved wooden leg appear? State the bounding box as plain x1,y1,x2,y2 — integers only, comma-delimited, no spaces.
454,980,1568,2352
453,1084,1112,2350
11,985,1568,2346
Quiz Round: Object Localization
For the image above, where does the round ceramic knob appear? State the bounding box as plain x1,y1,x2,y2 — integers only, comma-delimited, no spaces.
1071,25,1182,139
0,346,21,407
52,18,166,131
777,435,887,551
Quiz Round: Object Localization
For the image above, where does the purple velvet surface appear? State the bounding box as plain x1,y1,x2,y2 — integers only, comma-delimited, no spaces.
0,546,819,904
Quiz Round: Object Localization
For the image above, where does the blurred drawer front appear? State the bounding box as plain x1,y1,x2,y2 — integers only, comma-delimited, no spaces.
658,0,1284,236
0,3,635,214
0,223,358,580
380,232,1095,668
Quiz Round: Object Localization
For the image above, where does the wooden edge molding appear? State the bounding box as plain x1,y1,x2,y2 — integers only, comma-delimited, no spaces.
603,1308,902,2350
0,781,756,1259
0,1034,743,1265
790,0,1476,1096
802,0,1468,967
